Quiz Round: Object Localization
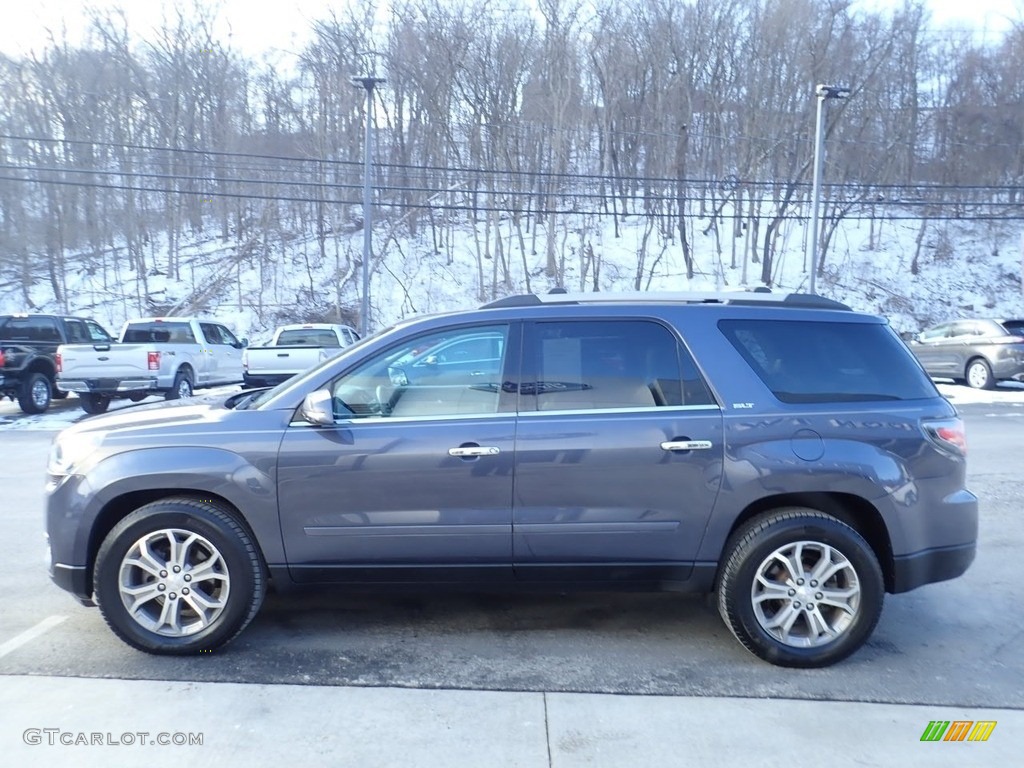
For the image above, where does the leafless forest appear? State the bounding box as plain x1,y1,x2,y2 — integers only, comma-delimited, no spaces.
1,0,1022,326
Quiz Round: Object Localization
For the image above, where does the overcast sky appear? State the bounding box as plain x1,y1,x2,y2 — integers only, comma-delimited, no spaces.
0,0,1020,59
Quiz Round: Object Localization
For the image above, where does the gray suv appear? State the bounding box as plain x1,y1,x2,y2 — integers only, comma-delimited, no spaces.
45,291,977,667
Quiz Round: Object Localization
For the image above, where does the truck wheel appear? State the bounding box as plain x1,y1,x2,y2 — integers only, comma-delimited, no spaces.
717,508,884,668
93,497,266,655
79,393,112,414
166,371,193,400
18,372,52,414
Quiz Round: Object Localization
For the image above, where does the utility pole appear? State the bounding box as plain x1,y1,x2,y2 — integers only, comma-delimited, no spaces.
808,84,851,295
352,76,385,336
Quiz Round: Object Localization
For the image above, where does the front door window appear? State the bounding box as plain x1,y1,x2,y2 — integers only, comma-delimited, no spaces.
330,324,512,419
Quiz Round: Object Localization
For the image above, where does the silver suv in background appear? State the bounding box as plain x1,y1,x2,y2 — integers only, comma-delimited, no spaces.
910,318,1024,389
45,291,977,667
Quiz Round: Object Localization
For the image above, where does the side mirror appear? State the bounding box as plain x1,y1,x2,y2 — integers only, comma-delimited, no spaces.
300,389,335,426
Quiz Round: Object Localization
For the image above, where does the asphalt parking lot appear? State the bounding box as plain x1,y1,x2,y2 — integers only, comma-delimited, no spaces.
1,384,1021,765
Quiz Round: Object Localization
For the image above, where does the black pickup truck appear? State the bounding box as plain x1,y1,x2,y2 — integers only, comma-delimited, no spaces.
0,314,114,414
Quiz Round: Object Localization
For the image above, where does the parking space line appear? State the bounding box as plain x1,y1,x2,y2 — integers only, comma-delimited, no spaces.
0,615,67,659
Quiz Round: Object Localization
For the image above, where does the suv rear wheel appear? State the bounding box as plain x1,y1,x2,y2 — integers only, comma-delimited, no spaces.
94,497,265,654
717,508,884,668
965,358,995,390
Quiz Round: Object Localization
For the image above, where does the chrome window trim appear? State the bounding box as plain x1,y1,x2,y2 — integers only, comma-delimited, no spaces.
289,411,518,428
518,404,721,417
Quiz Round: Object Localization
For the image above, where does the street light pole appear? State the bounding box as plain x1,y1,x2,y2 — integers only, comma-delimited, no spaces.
352,76,385,336
808,83,850,295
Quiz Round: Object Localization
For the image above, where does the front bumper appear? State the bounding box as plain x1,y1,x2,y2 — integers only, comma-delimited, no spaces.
891,541,976,593
50,562,94,605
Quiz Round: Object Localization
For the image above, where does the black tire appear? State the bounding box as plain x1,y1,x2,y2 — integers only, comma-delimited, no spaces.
165,369,193,400
17,372,51,414
93,497,265,655
965,358,995,390
128,392,149,402
79,393,111,414
717,508,884,668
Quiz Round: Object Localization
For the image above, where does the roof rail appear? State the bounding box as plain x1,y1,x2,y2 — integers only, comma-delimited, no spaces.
481,291,851,311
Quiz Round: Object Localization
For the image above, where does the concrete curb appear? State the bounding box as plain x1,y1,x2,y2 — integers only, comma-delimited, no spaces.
1,675,1019,767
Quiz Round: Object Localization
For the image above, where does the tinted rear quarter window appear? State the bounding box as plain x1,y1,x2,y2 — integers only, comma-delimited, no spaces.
719,319,936,403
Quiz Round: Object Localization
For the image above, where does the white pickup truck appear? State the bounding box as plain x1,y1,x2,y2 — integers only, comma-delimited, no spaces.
56,317,248,413
242,323,360,388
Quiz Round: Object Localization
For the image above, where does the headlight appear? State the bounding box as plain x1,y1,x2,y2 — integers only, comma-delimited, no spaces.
47,432,103,476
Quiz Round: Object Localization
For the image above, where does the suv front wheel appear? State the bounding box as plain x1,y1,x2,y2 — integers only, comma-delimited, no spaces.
717,508,884,668
94,497,265,654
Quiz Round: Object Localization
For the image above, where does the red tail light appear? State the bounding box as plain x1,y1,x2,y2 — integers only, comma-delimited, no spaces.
923,417,967,455
147,351,160,371
55,352,61,372
0,349,6,368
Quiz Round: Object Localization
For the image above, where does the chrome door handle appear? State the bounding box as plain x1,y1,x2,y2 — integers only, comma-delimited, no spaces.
660,440,713,451
448,446,501,457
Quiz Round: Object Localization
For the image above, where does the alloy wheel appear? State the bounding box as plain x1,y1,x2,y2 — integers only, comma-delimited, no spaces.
117,528,230,637
750,540,861,648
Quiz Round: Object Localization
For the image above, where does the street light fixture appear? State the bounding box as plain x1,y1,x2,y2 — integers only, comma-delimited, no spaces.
808,83,851,295
352,75,386,336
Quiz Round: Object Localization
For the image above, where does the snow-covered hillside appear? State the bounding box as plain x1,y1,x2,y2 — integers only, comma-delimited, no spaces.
1,208,1022,340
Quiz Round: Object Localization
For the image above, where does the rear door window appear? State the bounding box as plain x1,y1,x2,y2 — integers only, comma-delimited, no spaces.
719,320,936,403
521,319,715,411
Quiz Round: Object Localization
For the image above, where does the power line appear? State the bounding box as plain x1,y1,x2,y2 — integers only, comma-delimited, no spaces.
5,131,1024,191
3,173,1024,222
4,161,1022,209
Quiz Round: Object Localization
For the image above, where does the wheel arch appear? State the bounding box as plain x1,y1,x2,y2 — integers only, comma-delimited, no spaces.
25,356,57,379
84,489,257,597
174,363,196,382
720,492,895,592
